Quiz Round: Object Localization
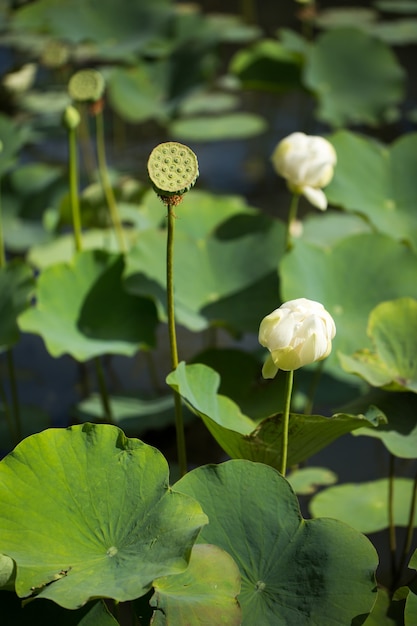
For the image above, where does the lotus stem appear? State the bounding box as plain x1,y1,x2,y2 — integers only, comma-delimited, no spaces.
167,202,187,477
280,370,294,477
95,108,126,254
388,453,397,589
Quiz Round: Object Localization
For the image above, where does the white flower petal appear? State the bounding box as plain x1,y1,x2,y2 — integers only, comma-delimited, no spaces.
302,186,328,210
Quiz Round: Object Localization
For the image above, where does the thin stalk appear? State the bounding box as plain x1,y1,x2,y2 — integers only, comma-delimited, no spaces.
0,180,22,443
6,349,22,441
78,103,96,180
166,203,187,477
95,108,126,253
0,375,18,444
94,357,114,424
395,465,417,587
388,453,397,588
280,370,294,477
286,193,300,251
68,124,83,252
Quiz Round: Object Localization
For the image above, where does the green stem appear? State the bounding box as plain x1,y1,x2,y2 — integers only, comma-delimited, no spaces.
0,179,5,268
166,204,187,477
280,370,294,477
395,465,417,587
68,125,83,252
388,453,397,588
95,109,126,253
6,349,22,441
94,357,113,424
286,193,300,251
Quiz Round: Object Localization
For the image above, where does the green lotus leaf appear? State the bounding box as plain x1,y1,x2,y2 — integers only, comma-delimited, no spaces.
310,478,417,534
0,260,34,351
18,250,158,360
375,0,417,13
124,211,284,332
286,466,337,495
167,362,383,469
405,551,417,626
175,460,378,625
151,544,241,625
170,113,267,141
340,298,417,392
106,65,166,124
363,587,398,626
371,19,417,45
326,131,417,249
304,27,405,127
229,38,302,92
0,113,32,176
0,554,15,589
0,423,207,609
280,233,417,376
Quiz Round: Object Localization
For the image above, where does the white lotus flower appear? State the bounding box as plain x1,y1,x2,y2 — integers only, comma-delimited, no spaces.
271,132,337,210
259,298,336,378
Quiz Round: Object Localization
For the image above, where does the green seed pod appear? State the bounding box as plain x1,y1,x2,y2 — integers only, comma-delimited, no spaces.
62,105,81,130
147,142,199,197
68,69,105,103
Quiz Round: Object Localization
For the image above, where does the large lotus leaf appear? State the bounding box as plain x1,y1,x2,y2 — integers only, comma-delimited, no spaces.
150,544,241,626
314,7,378,30
310,478,417,534
300,211,372,248
170,113,267,141
19,250,158,360
286,466,337,495
279,233,417,376
0,260,34,351
363,588,398,626
167,362,383,469
347,389,417,459
229,38,303,92
0,554,14,589
326,131,417,249
124,216,284,332
303,27,405,127
175,460,378,625
0,423,207,609
405,550,417,626
339,298,417,392
106,65,166,124
371,19,417,45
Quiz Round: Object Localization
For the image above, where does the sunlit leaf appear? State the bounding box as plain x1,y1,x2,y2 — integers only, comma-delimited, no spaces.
19,250,158,360
176,460,378,625
339,298,417,392
0,423,207,609
167,362,383,469
151,544,241,626
304,28,405,127
327,131,417,250
310,478,417,533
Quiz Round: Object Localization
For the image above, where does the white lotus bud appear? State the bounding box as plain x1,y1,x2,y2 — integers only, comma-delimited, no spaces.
259,298,336,378
271,132,337,210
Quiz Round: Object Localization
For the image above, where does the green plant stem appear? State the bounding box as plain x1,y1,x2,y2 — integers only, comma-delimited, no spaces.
280,370,294,477
388,453,397,588
286,193,300,251
395,465,417,586
0,181,5,268
95,109,126,253
68,125,83,252
6,349,22,441
166,204,187,477
94,357,113,424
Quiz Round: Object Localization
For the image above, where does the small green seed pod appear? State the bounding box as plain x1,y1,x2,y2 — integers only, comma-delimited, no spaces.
62,104,81,130
68,69,105,103
147,142,199,198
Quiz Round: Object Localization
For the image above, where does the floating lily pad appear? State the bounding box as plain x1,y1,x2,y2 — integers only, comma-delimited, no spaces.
339,298,417,392
176,460,378,625
371,19,417,45
151,544,241,625
287,466,338,495
0,260,34,351
167,362,383,469
19,250,158,360
0,423,207,609
280,233,417,375
170,112,267,141
375,1,417,14
304,28,405,127
327,131,417,250
310,478,417,533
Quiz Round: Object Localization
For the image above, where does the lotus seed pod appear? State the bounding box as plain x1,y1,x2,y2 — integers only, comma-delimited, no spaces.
68,69,105,103
147,142,199,198
62,105,81,130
